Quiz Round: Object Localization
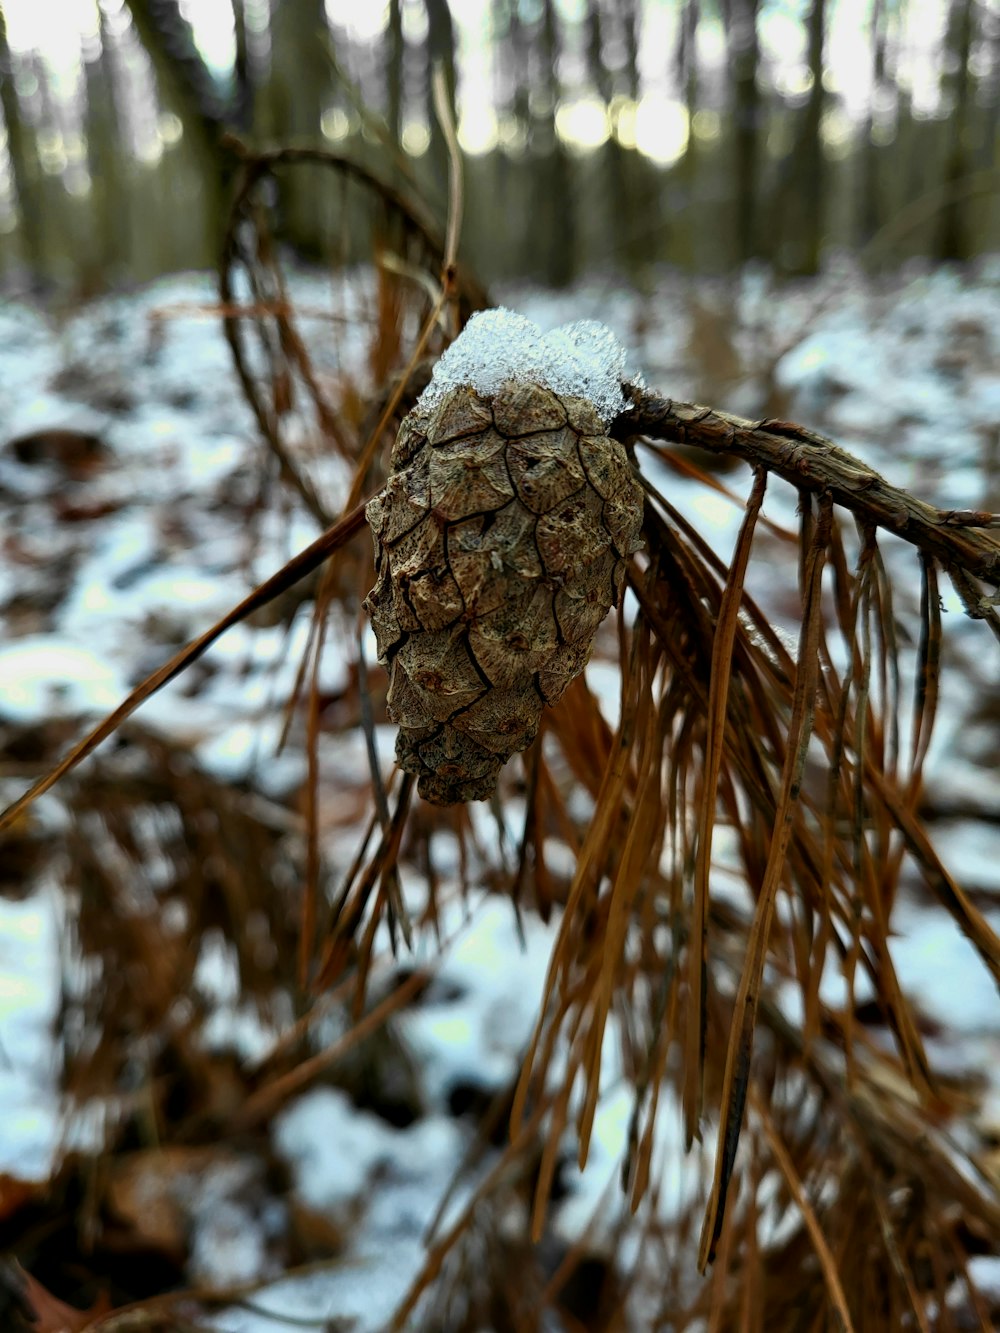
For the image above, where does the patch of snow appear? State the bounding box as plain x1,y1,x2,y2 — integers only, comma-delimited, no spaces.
190,1196,270,1286
891,896,1000,1034
584,660,621,728
399,896,555,1106
216,1103,468,1331
273,1087,400,1215
555,1083,700,1245
418,308,630,424
205,1263,410,1333
179,1156,279,1286
0,636,127,722
195,719,308,796
0,887,63,1180
946,1254,1000,1309
928,821,1000,894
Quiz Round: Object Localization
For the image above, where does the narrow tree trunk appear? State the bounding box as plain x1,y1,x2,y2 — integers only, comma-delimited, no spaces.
386,0,404,146
797,0,827,273
83,8,127,285
586,0,628,272
936,0,975,261
675,0,700,269
0,8,45,279
537,0,574,285
616,0,640,101
231,0,253,132
264,0,331,257
123,0,231,254
725,0,761,266
424,0,458,205
858,0,886,247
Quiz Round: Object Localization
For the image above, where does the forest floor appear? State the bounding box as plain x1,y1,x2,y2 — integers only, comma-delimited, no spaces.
0,260,999,1329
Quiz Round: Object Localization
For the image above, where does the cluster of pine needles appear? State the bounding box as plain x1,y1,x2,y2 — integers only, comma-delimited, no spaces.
2,127,1000,1332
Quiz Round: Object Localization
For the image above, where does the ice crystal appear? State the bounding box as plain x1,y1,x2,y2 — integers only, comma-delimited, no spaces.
418,308,629,425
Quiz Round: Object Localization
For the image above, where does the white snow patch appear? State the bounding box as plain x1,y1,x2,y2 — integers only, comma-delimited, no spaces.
0,636,127,722
946,1254,1000,1309
186,1157,277,1286
195,719,307,795
891,898,1000,1033
418,308,630,424
555,1084,699,1245
0,889,63,1180
399,896,555,1104
927,821,1000,893
273,1087,399,1214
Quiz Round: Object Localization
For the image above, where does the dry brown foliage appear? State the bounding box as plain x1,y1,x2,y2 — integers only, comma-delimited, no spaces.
1,144,999,1332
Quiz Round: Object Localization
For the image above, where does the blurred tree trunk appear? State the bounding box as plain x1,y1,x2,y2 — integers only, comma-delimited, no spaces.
123,0,231,254
616,0,640,100
0,8,45,278
586,0,629,269
425,0,457,206
675,0,700,268
490,0,528,278
978,16,1000,253
893,83,921,259
231,0,253,132
799,0,827,272
265,0,330,256
781,0,826,274
536,0,574,285
979,21,1000,168
611,0,643,274
30,54,64,275
83,8,126,285
936,0,975,261
585,2,613,107
723,0,761,266
858,0,886,246
386,0,404,146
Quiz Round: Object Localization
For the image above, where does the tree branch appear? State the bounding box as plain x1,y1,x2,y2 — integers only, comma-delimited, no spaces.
615,385,1000,593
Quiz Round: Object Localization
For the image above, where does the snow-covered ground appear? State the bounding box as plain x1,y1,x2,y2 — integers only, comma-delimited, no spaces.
0,261,998,1327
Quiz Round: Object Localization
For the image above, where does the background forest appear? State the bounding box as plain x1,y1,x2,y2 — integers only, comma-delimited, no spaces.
0,0,999,292
1,3,1000,1333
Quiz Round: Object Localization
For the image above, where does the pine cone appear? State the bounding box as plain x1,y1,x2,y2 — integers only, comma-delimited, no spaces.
365,381,643,804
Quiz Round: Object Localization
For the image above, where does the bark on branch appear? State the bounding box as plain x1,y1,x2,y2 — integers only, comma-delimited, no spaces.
615,386,1000,594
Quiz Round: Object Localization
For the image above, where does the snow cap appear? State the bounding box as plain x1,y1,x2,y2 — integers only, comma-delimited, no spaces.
417,308,629,426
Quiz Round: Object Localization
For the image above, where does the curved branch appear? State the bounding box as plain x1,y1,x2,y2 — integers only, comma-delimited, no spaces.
222,142,448,268
615,386,1000,591
217,141,489,526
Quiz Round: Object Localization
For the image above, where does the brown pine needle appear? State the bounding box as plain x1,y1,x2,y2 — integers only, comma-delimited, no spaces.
751,1090,857,1333
684,467,767,1147
699,493,833,1271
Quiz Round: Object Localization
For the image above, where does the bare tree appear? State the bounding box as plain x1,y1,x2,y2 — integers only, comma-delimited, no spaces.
123,0,233,245
858,0,887,246
82,8,127,282
723,0,761,265
0,7,45,278
776,0,827,273
936,0,976,260
386,0,404,146
425,0,458,203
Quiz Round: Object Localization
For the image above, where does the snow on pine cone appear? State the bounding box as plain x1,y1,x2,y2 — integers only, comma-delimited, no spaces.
364,380,644,804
